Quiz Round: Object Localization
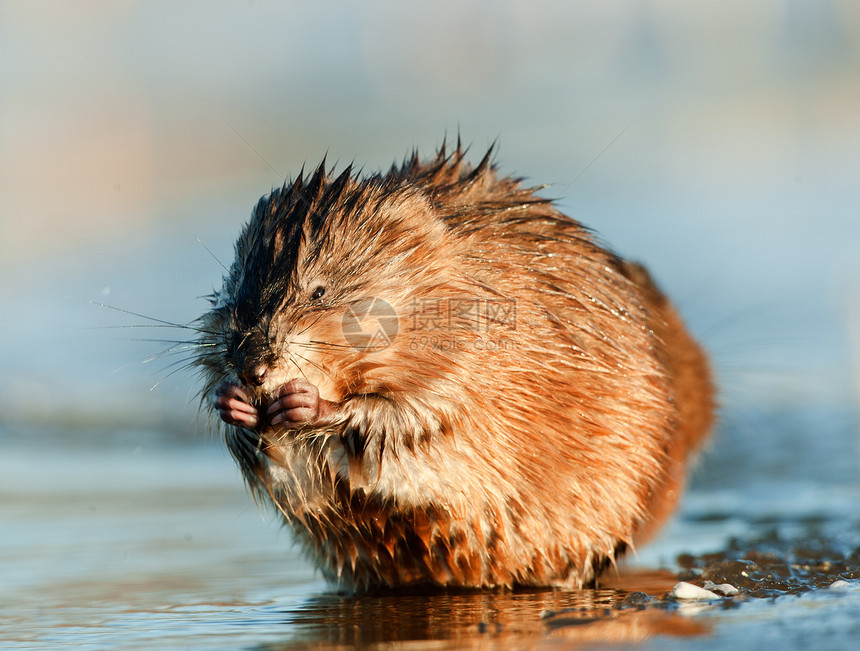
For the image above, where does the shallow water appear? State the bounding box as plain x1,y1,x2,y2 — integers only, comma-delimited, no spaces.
2,405,858,650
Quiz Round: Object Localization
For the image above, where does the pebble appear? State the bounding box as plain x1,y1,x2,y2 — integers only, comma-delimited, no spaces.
672,581,721,600
703,580,740,596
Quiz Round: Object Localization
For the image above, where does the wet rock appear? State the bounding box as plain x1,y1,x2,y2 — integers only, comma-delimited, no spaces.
614,591,651,610
673,528,860,600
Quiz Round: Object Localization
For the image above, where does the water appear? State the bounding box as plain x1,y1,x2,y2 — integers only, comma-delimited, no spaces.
0,432,317,649
2,402,858,649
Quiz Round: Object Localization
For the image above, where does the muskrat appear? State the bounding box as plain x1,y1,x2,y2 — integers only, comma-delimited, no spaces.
196,143,714,591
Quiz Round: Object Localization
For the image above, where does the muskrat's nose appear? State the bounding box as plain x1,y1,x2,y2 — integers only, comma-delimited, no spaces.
241,364,268,386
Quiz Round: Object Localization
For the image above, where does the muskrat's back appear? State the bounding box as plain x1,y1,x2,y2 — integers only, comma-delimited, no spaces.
198,145,714,591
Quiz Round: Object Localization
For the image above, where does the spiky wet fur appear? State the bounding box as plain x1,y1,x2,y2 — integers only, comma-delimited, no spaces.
195,144,714,591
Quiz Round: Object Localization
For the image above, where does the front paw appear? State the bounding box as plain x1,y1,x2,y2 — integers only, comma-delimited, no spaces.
214,383,261,429
267,378,336,428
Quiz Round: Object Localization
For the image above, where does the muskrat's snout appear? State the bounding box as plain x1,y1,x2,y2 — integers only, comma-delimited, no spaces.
232,351,267,387
231,330,276,388
240,362,268,387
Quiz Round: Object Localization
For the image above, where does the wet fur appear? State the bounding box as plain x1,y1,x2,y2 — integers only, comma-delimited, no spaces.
195,144,714,591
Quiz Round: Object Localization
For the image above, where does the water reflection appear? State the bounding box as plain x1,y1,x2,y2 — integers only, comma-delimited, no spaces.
259,570,707,649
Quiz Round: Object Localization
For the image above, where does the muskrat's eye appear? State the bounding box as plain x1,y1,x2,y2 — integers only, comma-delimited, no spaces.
311,285,326,300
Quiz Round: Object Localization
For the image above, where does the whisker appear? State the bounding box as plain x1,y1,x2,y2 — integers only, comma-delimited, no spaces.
85,323,216,335
286,352,310,383
295,310,329,337
226,121,287,184
183,222,230,274
148,358,200,391
141,347,212,364
300,340,357,349
291,351,332,380
88,300,206,331
559,123,631,195
114,339,224,373
294,338,384,353
112,346,188,373
153,354,200,373
238,331,254,352
118,338,218,347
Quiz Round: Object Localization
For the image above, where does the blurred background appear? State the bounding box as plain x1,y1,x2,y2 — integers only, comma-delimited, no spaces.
1,1,859,434
1,0,859,429
1,2,859,646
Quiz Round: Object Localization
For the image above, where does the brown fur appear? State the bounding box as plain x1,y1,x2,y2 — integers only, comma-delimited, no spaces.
195,144,715,591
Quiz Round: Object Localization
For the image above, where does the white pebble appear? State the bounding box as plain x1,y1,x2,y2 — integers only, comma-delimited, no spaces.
829,580,853,591
672,581,721,600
